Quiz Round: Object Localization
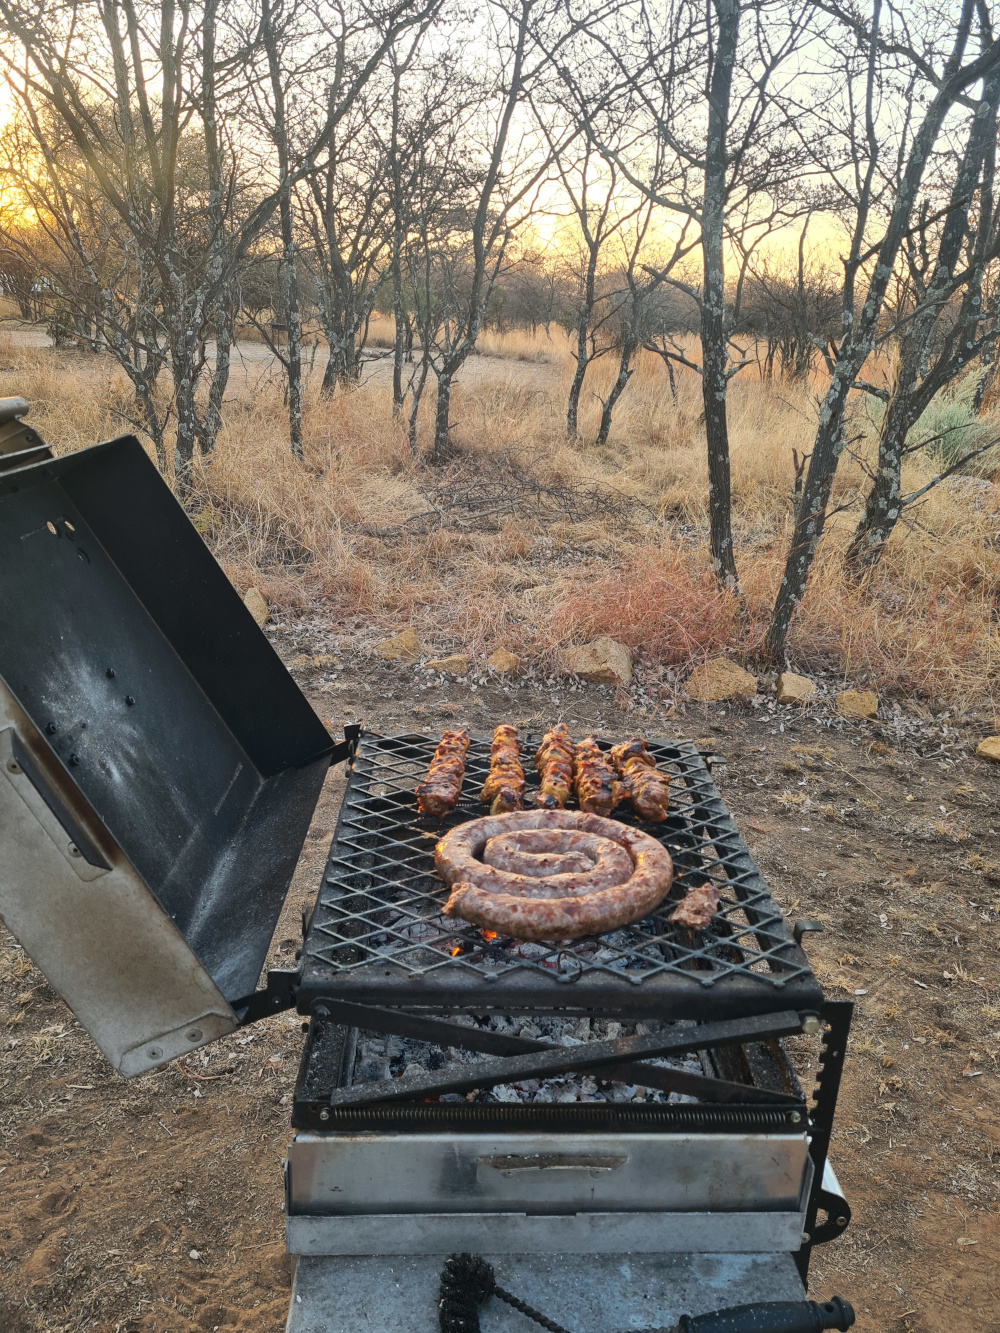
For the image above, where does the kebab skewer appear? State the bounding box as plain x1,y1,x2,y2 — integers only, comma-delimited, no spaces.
416,728,470,817
534,724,575,809
610,737,670,821
481,724,526,814
573,735,623,816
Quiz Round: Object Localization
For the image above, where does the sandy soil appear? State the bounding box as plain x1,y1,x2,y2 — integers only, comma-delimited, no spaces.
1,630,998,1333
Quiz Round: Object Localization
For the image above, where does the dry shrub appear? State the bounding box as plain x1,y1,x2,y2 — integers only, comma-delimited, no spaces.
549,545,747,662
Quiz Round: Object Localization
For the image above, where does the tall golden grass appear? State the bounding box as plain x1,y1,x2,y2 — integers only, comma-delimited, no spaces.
2,324,998,713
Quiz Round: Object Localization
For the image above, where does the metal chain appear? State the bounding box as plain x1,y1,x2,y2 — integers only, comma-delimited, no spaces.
493,1283,575,1333
439,1253,575,1333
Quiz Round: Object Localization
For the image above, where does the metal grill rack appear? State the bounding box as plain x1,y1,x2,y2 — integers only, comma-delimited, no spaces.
299,732,823,1019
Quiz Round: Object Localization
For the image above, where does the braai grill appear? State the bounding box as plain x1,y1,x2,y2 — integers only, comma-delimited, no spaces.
0,430,855,1333
298,732,824,1017
279,732,850,1292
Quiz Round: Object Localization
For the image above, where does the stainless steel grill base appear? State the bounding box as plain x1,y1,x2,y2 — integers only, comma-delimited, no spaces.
285,1252,808,1332
286,1131,810,1218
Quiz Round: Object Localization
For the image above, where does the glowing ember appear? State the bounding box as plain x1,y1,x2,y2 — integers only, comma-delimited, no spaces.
482,931,498,941
451,946,462,957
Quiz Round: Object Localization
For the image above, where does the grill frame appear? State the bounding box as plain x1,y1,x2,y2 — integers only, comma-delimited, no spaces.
299,732,823,1019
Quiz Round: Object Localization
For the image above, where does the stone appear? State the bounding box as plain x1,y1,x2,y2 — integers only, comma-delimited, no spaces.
243,586,269,627
425,654,469,676
835,689,879,719
777,671,816,706
976,736,1000,762
564,637,632,686
487,648,521,675
373,627,420,662
684,658,757,703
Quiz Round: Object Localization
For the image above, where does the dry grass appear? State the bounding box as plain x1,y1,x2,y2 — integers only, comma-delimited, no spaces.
2,324,998,712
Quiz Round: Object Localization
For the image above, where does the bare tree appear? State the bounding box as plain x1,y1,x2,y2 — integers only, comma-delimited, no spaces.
527,118,645,439
843,22,1000,574
549,0,817,589
764,0,1000,656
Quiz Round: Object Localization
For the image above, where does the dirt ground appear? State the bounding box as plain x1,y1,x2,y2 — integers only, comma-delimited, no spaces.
2,626,999,1333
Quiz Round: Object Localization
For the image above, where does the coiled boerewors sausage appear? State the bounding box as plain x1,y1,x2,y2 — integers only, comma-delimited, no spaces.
436,809,673,939
482,828,633,893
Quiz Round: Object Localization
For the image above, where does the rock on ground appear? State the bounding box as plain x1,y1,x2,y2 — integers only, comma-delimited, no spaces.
243,586,269,627
564,637,632,686
487,648,521,675
976,736,1000,762
374,627,420,662
777,671,816,706
684,658,757,703
425,654,469,676
835,689,879,719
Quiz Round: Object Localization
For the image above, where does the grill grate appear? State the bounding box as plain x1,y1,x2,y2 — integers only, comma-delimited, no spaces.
299,733,822,1019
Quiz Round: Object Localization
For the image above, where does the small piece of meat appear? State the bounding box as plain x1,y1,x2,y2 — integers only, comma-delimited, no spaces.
610,736,670,821
481,724,526,815
416,728,470,817
668,883,722,930
534,724,575,809
573,735,622,815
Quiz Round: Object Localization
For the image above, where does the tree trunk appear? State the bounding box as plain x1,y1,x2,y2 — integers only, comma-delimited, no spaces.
567,246,598,440
700,0,741,589
594,337,636,448
567,317,589,440
173,351,199,492
764,365,852,656
431,370,453,463
280,199,304,457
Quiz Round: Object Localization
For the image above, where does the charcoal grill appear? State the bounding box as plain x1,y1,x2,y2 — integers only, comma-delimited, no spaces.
297,732,824,1017
0,428,855,1333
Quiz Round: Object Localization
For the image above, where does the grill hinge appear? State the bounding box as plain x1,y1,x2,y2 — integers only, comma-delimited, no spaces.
234,968,299,1026
328,722,361,768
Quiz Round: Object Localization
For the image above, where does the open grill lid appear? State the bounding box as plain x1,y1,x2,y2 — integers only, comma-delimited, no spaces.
0,434,336,1076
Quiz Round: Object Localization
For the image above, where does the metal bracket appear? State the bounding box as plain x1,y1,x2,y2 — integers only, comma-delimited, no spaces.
793,920,824,946
306,997,803,1107
328,723,361,768
795,999,853,1284
234,968,300,1026
810,1160,851,1247
314,1009,807,1109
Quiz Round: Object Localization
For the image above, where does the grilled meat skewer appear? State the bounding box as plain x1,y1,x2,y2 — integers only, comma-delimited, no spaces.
573,735,623,816
534,724,575,809
416,728,470,817
609,737,670,821
481,724,526,815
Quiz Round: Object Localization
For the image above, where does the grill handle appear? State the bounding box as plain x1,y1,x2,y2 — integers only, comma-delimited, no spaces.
678,1296,854,1333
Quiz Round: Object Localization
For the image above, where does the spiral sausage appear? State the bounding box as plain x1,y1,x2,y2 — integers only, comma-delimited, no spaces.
483,828,633,888
436,809,673,940
416,728,470,817
534,724,575,809
481,724,526,815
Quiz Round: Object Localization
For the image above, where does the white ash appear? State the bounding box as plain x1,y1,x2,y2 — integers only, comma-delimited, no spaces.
350,1013,707,1105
